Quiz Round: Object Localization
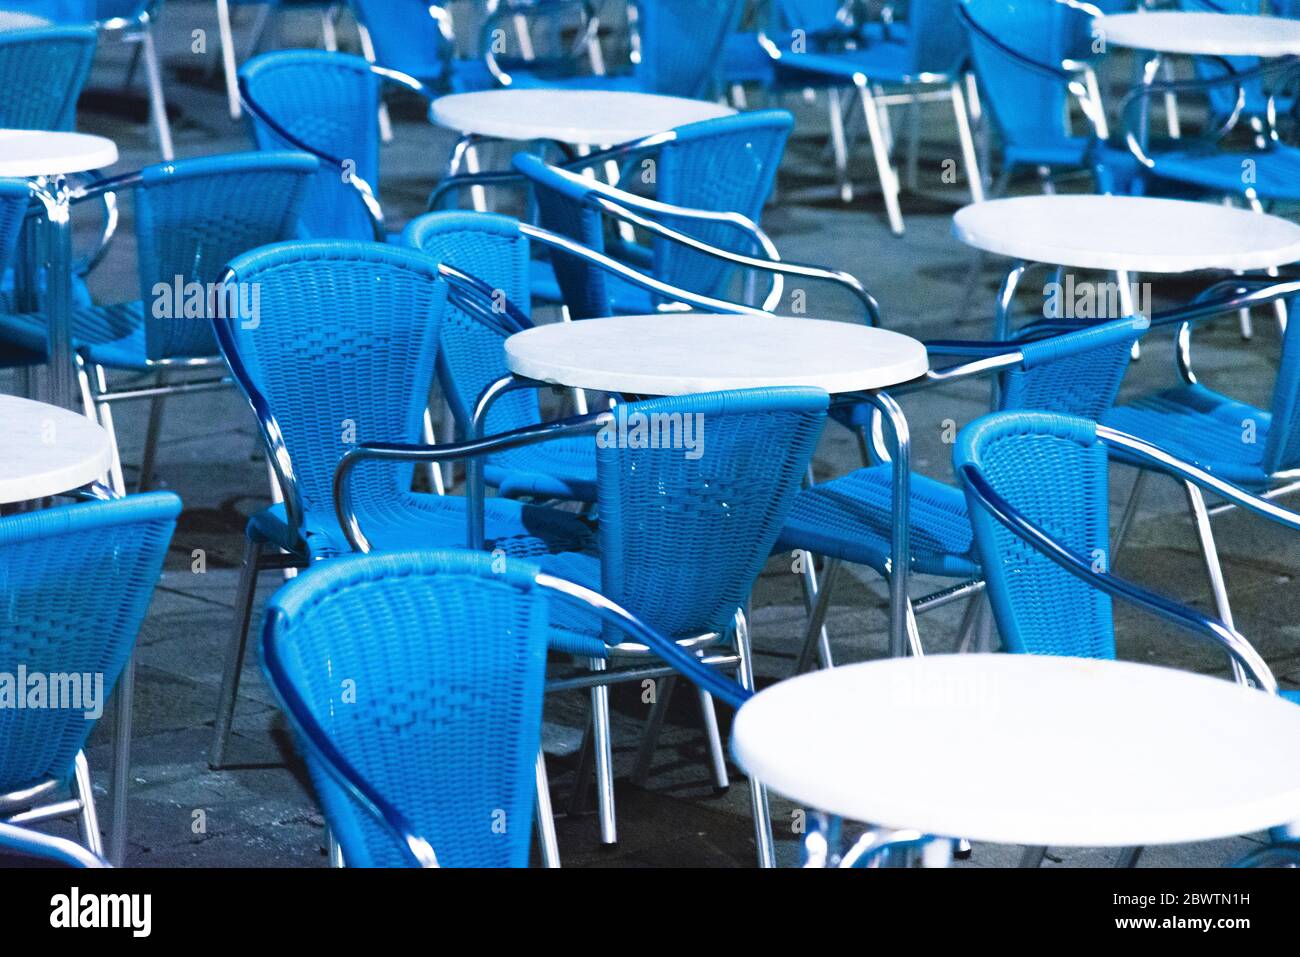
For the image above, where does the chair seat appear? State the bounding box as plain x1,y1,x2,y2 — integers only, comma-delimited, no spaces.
246,492,596,562
0,300,214,371
487,432,598,502
722,31,775,85
1148,145,1300,202
1103,384,1272,487
775,464,979,578
1282,689,1300,706
529,257,655,313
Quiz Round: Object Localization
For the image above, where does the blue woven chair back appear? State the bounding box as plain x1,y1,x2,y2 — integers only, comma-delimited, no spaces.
218,240,446,529
0,25,96,130
0,178,30,290
634,0,741,97
0,492,179,794
239,50,381,240
956,411,1115,658
1000,316,1147,418
133,151,317,361
348,0,453,84
773,0,853,36
1262,296,1300,474
400,211,542,441
0,1,91,21
263,550,549,867
596,387,828,641
93,0,149,19
959,0,1087,162
777,0,965,74
513,110,792,318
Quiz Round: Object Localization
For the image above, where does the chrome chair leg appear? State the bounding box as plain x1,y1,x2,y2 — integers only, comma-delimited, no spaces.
588,658,617,845
1183,481,1246,684
534,749,561,867
954,592,982,653
1114,846,1143,867
950,80,984,203
210,539,264,769
72,750,104,858
1020,845,1048,868
108,656,134,865
734,610,775,868
1112,468,1148,561
327,827,344,867
795,556,840,674
630,674,676,786
216,0,241,120
856,79,904,236
137,373,166,492
139,22,174,160
90,364,126,495
566,714,594,816
697,687,730,793
827,87,853,203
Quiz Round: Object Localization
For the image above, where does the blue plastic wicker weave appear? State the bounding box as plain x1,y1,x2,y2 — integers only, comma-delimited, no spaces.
1104,298,1300,487
513,110,793,319
776,316,1148,579
239,50,382,240
0,178,31,316
956,413,1118,659
216,239,594,560
0,25,96,130
347,0,491,92
0,152,319,368
401,211,597,501
0,493,180,795
543,387,828,649
261,550,550,867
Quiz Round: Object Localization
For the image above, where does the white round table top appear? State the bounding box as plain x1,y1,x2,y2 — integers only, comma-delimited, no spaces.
0,12,51,30
505,314,929,395
0,395,110,504
1098,11,1300,57
0,130,118,178
953,195,1300,273
732,654,1300,848
430,89,736,145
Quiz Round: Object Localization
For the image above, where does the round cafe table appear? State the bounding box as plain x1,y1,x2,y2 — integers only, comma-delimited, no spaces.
431,89,736,148
495,313,928,664
0,394,111,503
732,654,1300,864
0,129,119,410
953,194,1300,338
1098,11,1300,58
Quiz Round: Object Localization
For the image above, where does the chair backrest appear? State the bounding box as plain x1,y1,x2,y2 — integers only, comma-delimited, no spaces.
239,50,381,240
262,550,549,867
999,316,1147,418
133,151,318,361
401,211,541,441
776,0,966,75
513,110,793,318
0,25,96,130
347,0,453,84
216,241,446,545
955,411,1115,658
1262,296,1300,475
959,0,1087,160
0,178,30,286
633,0,741,97
595,387,828,640
0,492,180,794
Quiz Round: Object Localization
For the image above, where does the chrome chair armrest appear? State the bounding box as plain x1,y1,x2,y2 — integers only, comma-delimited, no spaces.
958,462,1279,693
260,614,439,868
438,262,534,336
210,270,309,546
518,222,773,316
0,822,108,868
333,409,615,554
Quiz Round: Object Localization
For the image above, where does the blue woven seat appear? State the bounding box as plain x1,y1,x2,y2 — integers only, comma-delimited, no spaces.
776,466,978,577
0,492,179,859
209,239,594,769
1144,146,1300,203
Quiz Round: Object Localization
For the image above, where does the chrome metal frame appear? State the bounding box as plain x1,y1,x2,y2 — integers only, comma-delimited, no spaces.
0,818,108,868
99,2,173,160
481,1,605,88
801,810,952,868
0,750,106,865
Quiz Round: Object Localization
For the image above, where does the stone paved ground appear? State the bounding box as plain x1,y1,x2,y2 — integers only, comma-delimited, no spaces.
11,1,1299,868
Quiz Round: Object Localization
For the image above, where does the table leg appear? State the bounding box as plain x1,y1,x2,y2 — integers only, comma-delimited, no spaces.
991,260,1026,409
108,654,134,866
31,176,76,410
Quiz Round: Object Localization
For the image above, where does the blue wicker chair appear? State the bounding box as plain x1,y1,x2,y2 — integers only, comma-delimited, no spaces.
0,493,179,859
